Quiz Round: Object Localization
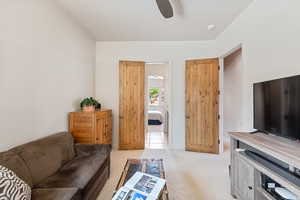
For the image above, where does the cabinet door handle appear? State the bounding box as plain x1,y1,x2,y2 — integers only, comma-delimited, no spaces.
248,186,253,190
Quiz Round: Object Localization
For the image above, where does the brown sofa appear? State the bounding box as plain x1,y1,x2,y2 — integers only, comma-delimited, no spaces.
0,132,111,200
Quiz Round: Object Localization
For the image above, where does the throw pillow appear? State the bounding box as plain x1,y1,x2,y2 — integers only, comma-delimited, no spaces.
0,165,31,200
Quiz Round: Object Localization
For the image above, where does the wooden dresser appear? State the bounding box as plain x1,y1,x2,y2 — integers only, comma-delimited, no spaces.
69,109,112,144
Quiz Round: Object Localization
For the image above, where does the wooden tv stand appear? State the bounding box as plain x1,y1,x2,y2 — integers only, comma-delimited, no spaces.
229,132,300,200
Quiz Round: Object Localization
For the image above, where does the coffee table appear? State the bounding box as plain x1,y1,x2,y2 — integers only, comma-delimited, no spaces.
115,159,169,200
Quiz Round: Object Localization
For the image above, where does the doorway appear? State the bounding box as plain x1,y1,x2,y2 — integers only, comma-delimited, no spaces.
223,48,243,151
145,63,169,149
119,60,171,150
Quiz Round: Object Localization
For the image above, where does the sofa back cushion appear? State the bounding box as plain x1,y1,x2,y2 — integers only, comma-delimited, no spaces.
12,132,75,186
0,151,33,187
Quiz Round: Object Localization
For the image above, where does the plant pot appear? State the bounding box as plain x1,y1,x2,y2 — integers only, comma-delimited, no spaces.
82,105,95,112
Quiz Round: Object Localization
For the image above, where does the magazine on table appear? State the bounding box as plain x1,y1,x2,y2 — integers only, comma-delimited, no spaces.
112,172,166,200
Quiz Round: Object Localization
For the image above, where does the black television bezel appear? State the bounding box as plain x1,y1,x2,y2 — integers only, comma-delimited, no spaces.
253,75,300,141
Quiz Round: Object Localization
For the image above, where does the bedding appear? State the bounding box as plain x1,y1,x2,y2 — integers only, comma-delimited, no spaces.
148,110,163,125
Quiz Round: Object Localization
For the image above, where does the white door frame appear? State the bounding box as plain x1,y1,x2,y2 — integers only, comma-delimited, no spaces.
218,43,243,153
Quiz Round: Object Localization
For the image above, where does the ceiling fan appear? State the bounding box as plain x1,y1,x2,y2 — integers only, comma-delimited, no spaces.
155,0,174,18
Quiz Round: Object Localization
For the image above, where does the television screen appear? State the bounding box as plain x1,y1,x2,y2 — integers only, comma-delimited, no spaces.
254,75,300,140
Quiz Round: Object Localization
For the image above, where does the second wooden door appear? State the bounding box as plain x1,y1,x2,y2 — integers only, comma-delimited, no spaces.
186,58,219,154
119,61,145,150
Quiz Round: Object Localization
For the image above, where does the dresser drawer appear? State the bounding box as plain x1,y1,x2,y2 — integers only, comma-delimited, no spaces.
72,116,93,128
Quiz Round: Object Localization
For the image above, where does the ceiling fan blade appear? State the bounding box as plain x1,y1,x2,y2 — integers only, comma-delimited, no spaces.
156,0,174,18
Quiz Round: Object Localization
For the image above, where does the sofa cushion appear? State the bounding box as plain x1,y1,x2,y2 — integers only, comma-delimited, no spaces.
75,144,111,156
12,132,75,186
32,188,81,200
36,152,107,189
0,151,33,187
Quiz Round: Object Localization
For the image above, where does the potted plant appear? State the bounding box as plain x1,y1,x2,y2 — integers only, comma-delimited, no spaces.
80,97,101,112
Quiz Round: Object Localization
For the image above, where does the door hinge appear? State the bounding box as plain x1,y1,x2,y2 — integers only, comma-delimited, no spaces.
218,65,220,70
218,114,220,120
218,139,220,144
218,90,220,95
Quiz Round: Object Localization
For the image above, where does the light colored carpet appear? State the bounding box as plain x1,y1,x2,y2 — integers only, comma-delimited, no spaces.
97,146,234,200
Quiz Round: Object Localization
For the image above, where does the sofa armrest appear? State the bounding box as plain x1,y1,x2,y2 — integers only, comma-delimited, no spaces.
74,144,111,156
32,188,81,200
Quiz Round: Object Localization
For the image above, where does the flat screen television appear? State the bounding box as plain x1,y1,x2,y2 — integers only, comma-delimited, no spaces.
254,75,300,140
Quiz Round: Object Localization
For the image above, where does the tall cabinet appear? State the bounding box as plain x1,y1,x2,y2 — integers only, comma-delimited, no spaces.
69,110,112,144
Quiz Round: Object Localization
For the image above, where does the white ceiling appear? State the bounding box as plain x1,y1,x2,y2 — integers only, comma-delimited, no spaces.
56,0,253,41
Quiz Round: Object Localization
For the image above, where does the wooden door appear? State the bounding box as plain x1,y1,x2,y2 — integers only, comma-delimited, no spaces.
185,58,219,154
119,61,145,150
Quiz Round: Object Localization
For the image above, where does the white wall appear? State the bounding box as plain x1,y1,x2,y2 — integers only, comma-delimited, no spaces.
223,49,244,139
0,0,95,151
146,64,168,77
217,0,300,131
96,41,216,149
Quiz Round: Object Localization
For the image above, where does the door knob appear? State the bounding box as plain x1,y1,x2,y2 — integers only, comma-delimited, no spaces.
248,186,253,190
